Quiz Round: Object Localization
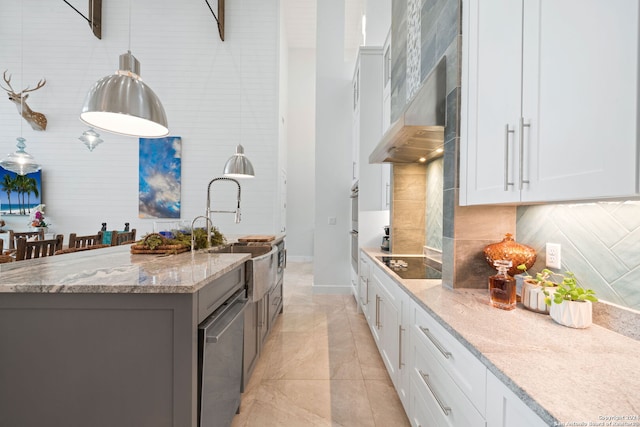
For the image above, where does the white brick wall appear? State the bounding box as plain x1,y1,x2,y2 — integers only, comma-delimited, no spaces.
0,0,281,240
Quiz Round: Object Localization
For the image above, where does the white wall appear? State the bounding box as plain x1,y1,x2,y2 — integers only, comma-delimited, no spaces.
0,0,281,240
314,0,354,292
286,49,316,261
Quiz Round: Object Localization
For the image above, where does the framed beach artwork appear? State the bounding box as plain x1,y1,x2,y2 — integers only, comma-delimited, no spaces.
0,166,42,216
139,136,181,219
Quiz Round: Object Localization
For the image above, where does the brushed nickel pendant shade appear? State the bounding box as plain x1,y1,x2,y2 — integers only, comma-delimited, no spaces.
223,144,255,178
80,51,168,138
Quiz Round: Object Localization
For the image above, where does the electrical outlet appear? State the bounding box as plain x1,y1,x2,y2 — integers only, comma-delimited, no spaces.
546,243,562,269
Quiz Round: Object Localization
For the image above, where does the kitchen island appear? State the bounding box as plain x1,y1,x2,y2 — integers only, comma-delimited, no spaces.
0,245,250,427
362,248,640,426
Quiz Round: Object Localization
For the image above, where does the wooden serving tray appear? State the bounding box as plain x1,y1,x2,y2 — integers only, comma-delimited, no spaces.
237,235,276,242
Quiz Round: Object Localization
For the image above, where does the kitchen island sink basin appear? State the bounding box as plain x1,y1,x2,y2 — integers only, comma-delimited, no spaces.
208,243,277,301
208,242,272,258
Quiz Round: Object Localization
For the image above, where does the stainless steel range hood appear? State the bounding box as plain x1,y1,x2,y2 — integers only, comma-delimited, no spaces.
369,56,447,164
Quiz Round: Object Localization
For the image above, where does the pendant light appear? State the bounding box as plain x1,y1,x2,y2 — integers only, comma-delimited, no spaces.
0,137,41,175
79,1,168,138
223,144,255,178
80,51,168,137
79,128,103,151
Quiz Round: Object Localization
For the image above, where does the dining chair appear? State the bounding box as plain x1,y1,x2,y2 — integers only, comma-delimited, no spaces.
69,231,104,248
15,235,64,261
110,229,137,246
8,229,45,250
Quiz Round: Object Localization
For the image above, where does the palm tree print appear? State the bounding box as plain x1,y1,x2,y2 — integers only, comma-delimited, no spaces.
0,170,41,215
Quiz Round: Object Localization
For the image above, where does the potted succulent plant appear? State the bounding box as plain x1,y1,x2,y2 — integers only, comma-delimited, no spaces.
542,271,597,328
516,265,558,314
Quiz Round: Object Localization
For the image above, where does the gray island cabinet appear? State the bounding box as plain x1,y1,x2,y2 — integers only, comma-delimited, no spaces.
0,245,249,427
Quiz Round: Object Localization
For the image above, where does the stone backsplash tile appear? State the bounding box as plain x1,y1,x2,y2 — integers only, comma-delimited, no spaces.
436,0,459,60
392,228,425,254
451,239,496,289
454,204,516,241
517,202,640,311
394,200,426,229
394,175,427,202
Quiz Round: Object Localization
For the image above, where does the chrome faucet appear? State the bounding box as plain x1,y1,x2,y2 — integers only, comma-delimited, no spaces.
205,177,242,246
190,215,213,252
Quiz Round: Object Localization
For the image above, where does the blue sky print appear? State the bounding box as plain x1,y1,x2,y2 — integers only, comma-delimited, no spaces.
139,136,181,218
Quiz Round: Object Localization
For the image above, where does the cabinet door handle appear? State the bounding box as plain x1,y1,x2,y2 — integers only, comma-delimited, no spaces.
519,117,531,190
398,325,405,369
419,326,451,359
419,370,451,416
385,183,390,207
365,278,369,305
375,295,381,329
504,124,515,191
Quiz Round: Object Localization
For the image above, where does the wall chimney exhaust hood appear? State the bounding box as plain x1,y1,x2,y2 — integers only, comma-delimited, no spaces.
369,57,446,164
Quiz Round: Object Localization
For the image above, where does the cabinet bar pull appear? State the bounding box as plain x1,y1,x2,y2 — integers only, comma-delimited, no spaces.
519,117,531,190
419,370,451,416
419,326,451,359
365,278,369,305
376,295,381,329
399,325,405,369
504,124,515,191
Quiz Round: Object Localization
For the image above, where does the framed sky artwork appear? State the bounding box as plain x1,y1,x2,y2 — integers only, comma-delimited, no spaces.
139,136,181,219
0,167,42,216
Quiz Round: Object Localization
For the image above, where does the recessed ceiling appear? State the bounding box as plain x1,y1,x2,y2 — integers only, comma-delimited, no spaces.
282,0,364,50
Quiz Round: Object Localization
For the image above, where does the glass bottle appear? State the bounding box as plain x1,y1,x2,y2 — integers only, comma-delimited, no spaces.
489,260,516,310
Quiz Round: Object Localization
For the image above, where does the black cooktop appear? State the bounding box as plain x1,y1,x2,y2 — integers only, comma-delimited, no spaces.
376,256,442,280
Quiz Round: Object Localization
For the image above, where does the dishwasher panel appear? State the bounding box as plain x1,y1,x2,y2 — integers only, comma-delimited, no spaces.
198,289,247,427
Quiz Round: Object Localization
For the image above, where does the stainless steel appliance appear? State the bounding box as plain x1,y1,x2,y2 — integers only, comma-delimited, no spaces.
350,182,359,270
198,289,248,427
381,225,390,251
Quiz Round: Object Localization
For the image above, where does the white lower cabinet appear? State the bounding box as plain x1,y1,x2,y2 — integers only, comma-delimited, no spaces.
486,371,547,427
410,334,485,427
371,264,401,386
397,290,412,413
412,303,486,414
358,252,372,322
363,253,547,427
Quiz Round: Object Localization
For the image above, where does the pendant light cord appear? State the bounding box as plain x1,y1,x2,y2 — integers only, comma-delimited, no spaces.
128,0,132,51
20,0,24,137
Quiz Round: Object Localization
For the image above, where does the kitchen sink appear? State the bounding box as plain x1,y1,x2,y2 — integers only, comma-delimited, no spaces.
208,243,277,302
208,242,272,258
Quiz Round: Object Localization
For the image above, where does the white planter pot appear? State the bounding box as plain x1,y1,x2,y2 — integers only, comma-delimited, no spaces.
550,300,593,328
521,281,555,314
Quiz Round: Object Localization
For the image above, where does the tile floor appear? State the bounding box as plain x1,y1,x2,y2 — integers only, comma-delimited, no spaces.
231,261,411,427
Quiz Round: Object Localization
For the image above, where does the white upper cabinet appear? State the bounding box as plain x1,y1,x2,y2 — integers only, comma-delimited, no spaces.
382,30,392,134
461,0,639,205
352,46,386,210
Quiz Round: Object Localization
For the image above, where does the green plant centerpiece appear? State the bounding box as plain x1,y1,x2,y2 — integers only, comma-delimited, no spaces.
133,227,226,254
170,227,226,250
516,265,559,314
536,268,597,329
542,271,598,305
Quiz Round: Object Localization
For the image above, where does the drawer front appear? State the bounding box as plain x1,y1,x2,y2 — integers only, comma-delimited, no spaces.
412,303,486,414
198,266,245,323
372,264,400,308
411,335,485,427
268,279,283,328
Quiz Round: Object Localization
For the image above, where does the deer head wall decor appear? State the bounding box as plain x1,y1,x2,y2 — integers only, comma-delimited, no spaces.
0,70,48,131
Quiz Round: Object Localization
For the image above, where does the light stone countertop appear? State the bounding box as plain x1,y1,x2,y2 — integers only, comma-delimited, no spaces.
0,245,249,294
364,248,640,426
